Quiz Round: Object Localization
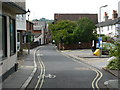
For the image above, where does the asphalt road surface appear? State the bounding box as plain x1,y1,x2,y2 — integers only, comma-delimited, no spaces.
27,44,117,90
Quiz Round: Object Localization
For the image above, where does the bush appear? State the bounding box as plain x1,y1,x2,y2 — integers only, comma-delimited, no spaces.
107,59,120,70
107,41,120,70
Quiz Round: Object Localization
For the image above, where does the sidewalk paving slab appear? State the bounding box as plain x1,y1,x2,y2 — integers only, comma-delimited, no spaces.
2,49,36,89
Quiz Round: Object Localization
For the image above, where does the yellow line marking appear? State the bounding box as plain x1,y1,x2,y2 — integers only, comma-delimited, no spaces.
92,69,99,90
34,48,46,90
39,59,46,89
56,47,103,90
34,54,43,89
95,70,103,90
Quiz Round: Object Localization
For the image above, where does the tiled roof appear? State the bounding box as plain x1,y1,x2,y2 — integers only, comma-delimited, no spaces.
96,17,120,27
54,13,98,24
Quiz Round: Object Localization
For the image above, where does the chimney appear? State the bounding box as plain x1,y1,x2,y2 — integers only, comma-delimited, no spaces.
112,10,118,19
104,12,109,21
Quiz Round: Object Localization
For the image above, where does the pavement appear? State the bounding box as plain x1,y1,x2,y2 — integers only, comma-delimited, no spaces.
2,48,38,89
1,46,120,89
61,49,120,89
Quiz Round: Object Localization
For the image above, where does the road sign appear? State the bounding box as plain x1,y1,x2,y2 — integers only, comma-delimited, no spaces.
98,37,102,49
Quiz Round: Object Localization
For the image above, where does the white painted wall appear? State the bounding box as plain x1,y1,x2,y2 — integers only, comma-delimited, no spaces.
33,20,46,44
97,25,117,37
34,28,45,45
118,1,120,17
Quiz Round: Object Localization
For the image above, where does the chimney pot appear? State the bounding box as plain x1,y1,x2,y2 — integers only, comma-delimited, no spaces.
104,12,108,21
112,10,118,19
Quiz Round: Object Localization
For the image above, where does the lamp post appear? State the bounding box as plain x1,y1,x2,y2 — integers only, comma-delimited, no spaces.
99,5,108,57
27,9,30,54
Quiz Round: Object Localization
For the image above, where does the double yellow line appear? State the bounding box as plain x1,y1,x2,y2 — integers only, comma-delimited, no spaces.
34,49,46,90
59,50,103,90
91,69,103,90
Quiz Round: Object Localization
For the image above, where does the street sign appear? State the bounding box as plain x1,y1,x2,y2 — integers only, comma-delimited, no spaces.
98,37,102,49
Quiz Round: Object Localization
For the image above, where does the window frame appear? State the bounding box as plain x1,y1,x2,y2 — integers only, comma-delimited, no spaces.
0,14,7,60
9,17,16,56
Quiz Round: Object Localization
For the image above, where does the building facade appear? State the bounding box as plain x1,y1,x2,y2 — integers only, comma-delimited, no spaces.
32,18,53,45
96,10,120,40
54,13,98,24
16,14,26,53
0,1,26,83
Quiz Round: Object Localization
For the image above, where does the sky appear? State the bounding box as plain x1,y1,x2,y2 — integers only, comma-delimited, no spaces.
26,0,120,21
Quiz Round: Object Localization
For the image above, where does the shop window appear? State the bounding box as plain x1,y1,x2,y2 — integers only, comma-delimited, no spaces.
10,18,16,56
0,15,7,60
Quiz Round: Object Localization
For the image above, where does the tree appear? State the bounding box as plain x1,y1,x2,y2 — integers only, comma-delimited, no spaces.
49,20,76,45
73,17,96,42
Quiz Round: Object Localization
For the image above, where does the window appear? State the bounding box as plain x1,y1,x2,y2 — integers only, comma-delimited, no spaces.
111,25,113,30
0,16,2,60
10,18,16,56
101,27,103,32
0,15,7,60
17,32,20,51
23,36,26,43
107,26,109,31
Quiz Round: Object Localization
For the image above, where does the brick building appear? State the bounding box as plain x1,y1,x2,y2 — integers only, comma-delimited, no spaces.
54,13,98,24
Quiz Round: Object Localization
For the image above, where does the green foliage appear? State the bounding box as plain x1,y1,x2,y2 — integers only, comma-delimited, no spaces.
107,41,120,70
107,59,120,70
49,18,96,45
102,35,111,41
49,20,76,45
73,17,96,42
96,34,114,42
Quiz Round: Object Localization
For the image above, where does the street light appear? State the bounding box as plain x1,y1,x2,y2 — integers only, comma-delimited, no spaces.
99,5,108,57
27,9,31,54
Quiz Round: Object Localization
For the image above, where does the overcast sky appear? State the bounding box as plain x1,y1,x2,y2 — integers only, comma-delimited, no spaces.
26,0,120,21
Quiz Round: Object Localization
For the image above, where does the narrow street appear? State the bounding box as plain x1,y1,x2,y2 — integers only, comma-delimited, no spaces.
26,44,117,89
1,1,120,90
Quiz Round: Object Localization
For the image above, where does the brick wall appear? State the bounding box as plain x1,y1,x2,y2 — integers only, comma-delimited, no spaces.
57,42,92,50
54,13,98,24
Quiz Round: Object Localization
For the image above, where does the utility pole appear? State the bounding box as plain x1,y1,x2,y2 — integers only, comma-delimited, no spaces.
27,9,30,54
99,5,108,57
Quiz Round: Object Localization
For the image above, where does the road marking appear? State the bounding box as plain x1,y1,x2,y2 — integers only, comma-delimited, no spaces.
34,55,43,89
91,69,99,90
45,74,56,79
39,57,46,89
34,48,46,90
20,66,34,68
95,70,103,90
37,54,43,56
56,47,103,90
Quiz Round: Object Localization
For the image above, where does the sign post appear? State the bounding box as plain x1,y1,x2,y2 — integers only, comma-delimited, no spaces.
98,37,102,56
